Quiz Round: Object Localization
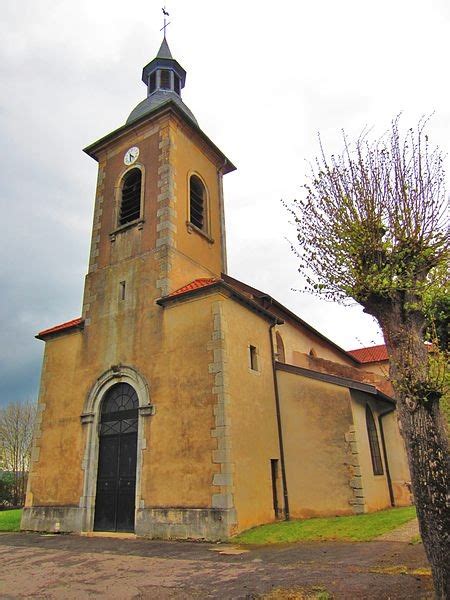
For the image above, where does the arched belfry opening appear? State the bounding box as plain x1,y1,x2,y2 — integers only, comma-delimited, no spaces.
119,168,142,226
94,382,139,532
189,174,207,231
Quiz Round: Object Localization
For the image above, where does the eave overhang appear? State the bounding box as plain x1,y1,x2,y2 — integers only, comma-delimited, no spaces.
221,273,360,365
36,318,85,341
157,280,284,325
83,99,236,175
275,361,396,404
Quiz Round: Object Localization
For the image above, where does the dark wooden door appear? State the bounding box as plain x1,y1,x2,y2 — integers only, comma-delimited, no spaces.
94,383,138,532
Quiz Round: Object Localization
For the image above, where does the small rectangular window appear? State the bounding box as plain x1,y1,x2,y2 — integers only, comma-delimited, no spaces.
119,281,126,300
249,345,258,371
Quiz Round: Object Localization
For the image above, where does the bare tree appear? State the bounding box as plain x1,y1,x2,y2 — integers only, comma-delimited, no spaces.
0,400,36,506
288,117,449,598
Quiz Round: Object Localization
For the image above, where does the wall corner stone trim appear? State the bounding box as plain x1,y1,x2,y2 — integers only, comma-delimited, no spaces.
344,424,367,514
23,356,49,511
88,164,106,275
208,301,237,535
155,123,178,298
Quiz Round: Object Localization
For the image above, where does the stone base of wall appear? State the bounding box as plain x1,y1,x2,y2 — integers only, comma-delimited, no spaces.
135,507,236,541
21,506,83,533
21,506,236,541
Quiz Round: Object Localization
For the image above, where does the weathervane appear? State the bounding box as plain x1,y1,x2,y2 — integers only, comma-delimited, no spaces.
161,6,171,38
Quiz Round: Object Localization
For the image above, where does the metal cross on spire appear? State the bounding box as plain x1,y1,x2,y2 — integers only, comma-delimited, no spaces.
161,6,171,38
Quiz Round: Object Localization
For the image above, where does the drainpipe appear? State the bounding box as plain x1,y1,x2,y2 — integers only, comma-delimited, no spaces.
269,322,290,520
378,406,395,507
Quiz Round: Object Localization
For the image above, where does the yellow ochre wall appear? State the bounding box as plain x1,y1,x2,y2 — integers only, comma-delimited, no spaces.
275,322,356,367
381,410,411,506
357,361,390,378
350,391,393,511
26,332,86,507
172,122,225,280
222,301,281,532
27,292,222,513
277,371,356,517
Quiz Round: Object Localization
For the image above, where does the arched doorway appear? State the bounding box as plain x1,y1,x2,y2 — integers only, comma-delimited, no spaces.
94,382,138,532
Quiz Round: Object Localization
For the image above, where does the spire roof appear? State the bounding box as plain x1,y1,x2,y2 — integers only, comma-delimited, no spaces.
156,37,173,60
127,37,194,126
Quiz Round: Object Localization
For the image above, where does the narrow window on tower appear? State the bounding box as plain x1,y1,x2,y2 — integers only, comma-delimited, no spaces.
174,74,181,94
249,345,258,371
160,69,171,90
189,174,207,231
366,404,384,475
119,281,126,301
275,332,285,363
119,168,142,226
149,72,156,94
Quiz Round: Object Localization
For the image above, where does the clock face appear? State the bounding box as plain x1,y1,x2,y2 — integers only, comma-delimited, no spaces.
124,146,139,165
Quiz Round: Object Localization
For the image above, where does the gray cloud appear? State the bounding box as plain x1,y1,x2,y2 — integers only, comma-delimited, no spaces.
1,0,448,406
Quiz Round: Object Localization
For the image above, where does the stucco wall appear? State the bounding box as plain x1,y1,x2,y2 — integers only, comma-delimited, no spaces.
380,410,411,506
275,323,356,367
172,122,225,281
277,371,355,517
356,361,390,378
142,294,218,508
223,302,280,532
350,391,392,511
26,332,86,507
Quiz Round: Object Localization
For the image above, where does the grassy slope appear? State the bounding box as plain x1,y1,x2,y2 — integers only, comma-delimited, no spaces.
233,506,416,545
0,509,22,532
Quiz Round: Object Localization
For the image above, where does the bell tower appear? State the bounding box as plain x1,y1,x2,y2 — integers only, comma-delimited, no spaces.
81,37,235,331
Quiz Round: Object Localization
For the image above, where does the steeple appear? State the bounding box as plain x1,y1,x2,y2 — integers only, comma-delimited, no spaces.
155,37,173,59
126,37,196,126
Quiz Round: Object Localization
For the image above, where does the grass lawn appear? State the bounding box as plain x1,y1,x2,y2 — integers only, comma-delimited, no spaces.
233,506,416,545
0,509,22,532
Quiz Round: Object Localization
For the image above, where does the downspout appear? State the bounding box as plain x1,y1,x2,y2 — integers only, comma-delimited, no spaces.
378,406,395,507
269,322,290,520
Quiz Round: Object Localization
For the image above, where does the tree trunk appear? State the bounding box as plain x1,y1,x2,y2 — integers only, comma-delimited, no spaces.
374,306,450,599
396,395,450,598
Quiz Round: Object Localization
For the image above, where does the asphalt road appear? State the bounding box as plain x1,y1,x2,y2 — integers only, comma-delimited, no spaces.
0,532,433,599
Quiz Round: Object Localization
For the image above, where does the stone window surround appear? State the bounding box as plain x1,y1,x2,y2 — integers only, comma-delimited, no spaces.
186,170,212,241
112,163,146,232
248,343,260,374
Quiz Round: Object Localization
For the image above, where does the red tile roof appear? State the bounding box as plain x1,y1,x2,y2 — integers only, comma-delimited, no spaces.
348,344,389,363
167,278,218,297
37,317,84,338
348,343,433,363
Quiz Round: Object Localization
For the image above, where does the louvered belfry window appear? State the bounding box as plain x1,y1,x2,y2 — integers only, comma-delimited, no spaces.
190,175,206,231
160,69,171,90
366,405,384,475
149,72,156,94
174,74,181,94
119,168,141,226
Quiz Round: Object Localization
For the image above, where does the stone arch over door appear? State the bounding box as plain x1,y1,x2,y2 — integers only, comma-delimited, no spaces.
79,366,153,532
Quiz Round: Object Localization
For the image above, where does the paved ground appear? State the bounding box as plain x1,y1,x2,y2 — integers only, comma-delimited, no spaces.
0,532,432,599
377,518,420,542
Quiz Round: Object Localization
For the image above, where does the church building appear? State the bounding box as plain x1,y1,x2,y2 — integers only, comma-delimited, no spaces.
22,37,411,540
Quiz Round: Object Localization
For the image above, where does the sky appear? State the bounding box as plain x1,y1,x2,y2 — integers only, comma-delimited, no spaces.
0,0,449,406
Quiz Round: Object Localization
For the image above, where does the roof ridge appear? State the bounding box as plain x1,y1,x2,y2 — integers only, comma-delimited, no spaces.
167,277,219,297
37,317,84,339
